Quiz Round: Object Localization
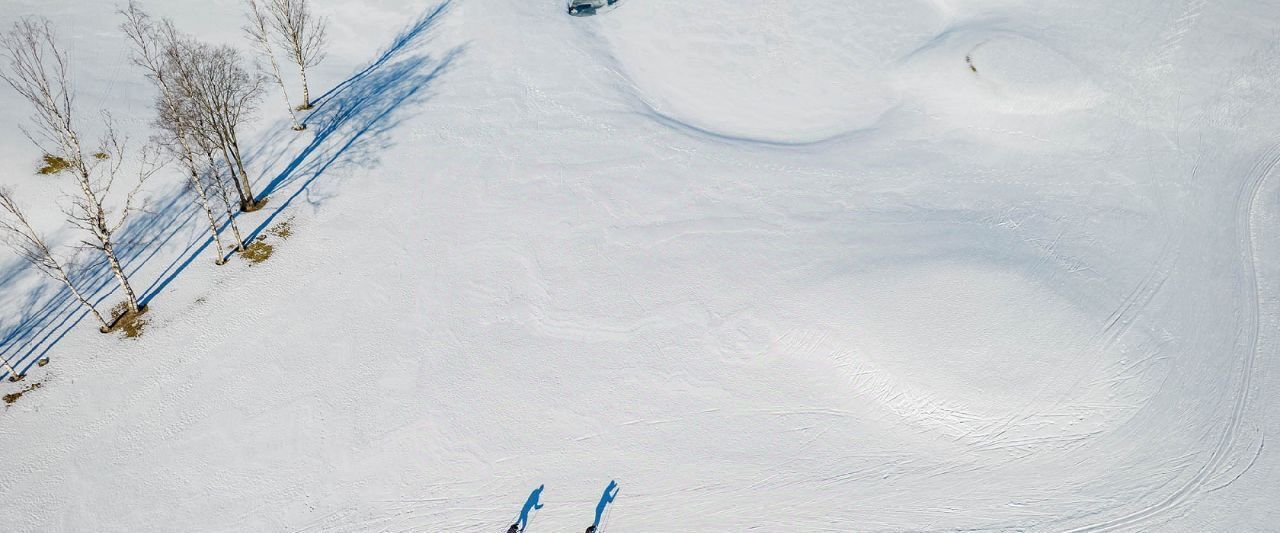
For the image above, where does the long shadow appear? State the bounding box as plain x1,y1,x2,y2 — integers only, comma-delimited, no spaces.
0,186,199,378
238,51,460,241
310,0,453,109
145,4,462,302
1,1,461,380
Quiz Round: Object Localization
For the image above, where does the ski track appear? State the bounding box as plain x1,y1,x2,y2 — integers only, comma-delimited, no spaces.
582,1,1269,527
1065,140,1280,532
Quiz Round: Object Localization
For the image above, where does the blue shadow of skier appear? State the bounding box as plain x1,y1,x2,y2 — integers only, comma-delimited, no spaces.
510,484,544,532
588,480,619,532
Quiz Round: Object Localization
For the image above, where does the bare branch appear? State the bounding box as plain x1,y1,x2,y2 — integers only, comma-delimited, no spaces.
0,188,111,332
0,18,81,165
1,18,149,313
245,0,304,130
266,0,326,108
163,34,265,210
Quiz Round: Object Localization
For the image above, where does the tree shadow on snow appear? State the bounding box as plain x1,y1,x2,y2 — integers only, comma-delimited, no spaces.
0,1,462,380
0,188,199,379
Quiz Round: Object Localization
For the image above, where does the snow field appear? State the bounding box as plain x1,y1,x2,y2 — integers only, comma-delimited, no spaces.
1,0,1279,531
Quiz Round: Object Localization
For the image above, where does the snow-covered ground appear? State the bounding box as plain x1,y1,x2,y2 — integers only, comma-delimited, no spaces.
2,0,1280,530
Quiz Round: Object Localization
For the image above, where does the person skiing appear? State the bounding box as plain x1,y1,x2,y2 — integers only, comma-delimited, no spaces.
512,484,544,532
588,480,619,531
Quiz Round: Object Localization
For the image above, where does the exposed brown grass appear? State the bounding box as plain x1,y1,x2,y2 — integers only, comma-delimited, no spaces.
109,301,149,338
3,381,41,405
240,220,292,265
268,220,292,239
37,154,70,175
241,240,274,264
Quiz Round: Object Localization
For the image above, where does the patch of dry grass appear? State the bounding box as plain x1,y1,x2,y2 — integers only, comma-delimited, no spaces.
3,381,41,405
241,240,274,264
268,220,292,239
109,301,149,338
37,154,70,175
240,220,292,265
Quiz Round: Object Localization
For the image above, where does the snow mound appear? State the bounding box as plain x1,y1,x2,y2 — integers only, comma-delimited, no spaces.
598,0,947,143
969,33,1103,114
831,262,1150,440
899,25,1105,118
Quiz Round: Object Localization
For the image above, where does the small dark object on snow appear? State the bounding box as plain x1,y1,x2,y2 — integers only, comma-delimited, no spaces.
507,525,519,533
568,0,621,16
585,527,596,533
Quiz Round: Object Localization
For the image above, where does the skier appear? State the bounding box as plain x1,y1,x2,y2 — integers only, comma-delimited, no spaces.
512,484,544,532
587,480,619,532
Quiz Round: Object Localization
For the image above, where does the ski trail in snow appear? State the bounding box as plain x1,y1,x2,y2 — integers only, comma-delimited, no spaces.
1067,140,1280,532
1096,236,1176,350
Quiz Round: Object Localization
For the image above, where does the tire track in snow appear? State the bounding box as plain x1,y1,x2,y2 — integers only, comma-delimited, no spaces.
1066,140,1280,532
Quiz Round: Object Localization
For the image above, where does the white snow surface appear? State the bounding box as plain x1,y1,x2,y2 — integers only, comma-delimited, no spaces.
2,0,1280,531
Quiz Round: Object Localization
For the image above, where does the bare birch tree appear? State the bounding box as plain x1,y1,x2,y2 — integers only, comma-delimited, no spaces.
63,124,160,315
245,0,304,130
121,3,243,263
122,5,223,262
167,40,266,211
0,18,156,316
267,0,326,109
120,3,265,212
0,189,111,334
158,101,233,263
193,126,248,251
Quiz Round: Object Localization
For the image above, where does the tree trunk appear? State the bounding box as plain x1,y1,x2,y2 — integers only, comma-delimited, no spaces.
1,354,19,380
300,67,312,110
102,240,140,314
188,166,227,263
227,136,261,210
268,47,304,130
216,143,249,210
175,135,227,263
57,272,111,332
208,153,246,251
70,163,141,316
225,203,246,250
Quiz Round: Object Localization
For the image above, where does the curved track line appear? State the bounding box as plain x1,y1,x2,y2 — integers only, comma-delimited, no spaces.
1066,141,1280,532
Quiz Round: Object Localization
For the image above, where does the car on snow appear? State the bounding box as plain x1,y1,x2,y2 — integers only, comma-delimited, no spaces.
568,0,621,17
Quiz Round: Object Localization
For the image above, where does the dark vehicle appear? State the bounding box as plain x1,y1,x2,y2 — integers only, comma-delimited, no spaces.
568,0,622,17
